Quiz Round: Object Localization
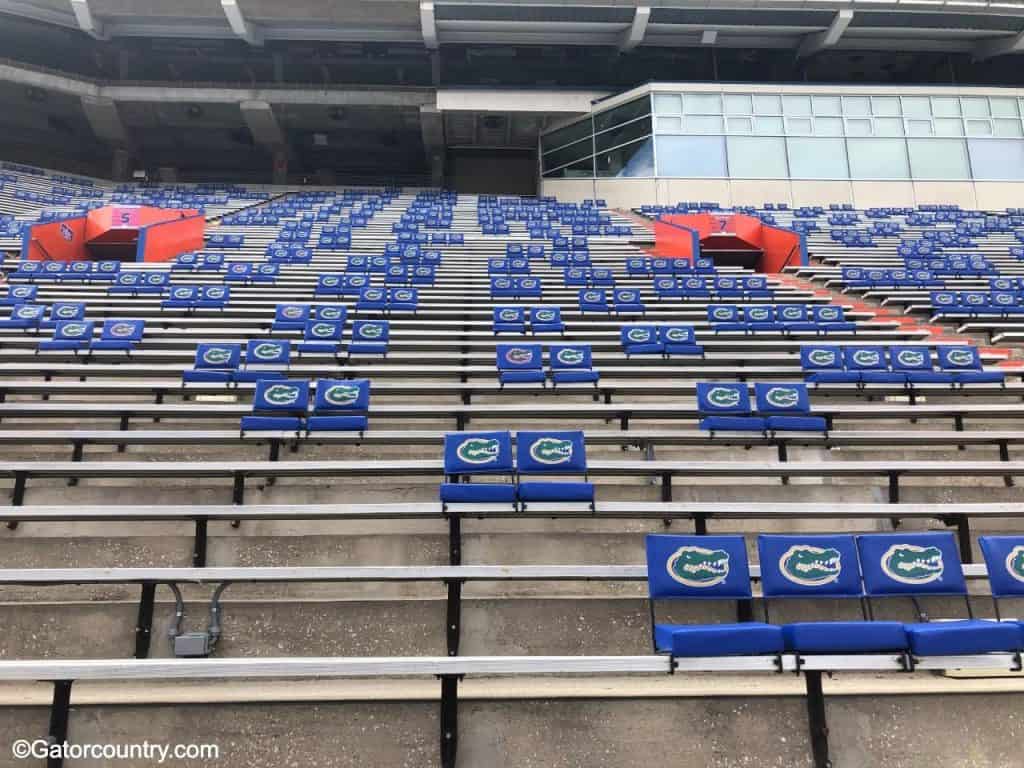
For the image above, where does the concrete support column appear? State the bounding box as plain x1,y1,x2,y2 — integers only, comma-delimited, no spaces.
272,147,288,185
111,148,131,182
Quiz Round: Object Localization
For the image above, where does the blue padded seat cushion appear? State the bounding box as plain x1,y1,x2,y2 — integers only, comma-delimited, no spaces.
306,415,367,432
348,343,388,355
439,483,517,504
296,342,341,354
89,340,135,351
517,481,595,503
38,340,88,351
625,343,664,356
235,370,286,383
700,416,767,432
859,372,908,384
493,323,525,334
532,323,564,333
782,621,907,653
904,372,956,385
807,371,860,384
766,416,828,432
552,370,600,384
182,370,233,383
656,623,785,657
954,372,1005,384
500,370,546,384
904,620,1023,656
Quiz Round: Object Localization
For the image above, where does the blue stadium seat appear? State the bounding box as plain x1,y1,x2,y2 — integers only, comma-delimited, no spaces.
42,302,86,328
240,339,291,382
38,319,95,353
315,274,345,297
497,343,545,386
757,534,908,654
173,253,198,271
697,382,765,433
35,261,65,281
313,305,347,324
613,288,645,315
646,534,784,657
858,532,1022,656
978,535,1024,646
811,305,855,333
845,346,904,385
626,257,650,276
801,344,858,385
251,264,280,284
493,307,526,335
776,305,816,333
515,430,594,506
297,320,344,355
491,277,516,299
196,285,229,309
348,320,389,357
356,286,388,312
530,306,564,335
0,303,44,330
621,325,663,357
90,319,145,352
388,287,418,313
753,383,826,433
937,346,1005,385
183,343,244,383
241,379,309,434
162,285,199,309
516,277,543,299
578,289,609,314
225,263,253,283
1,285,38,306
890,346,953,385
707,305,743,333
659,325,702,357
307,378,370,432
653,277,683,299
342,274,370,297
549,344,599,385
273,304,311,332
439,431,517,507
744,305,778,333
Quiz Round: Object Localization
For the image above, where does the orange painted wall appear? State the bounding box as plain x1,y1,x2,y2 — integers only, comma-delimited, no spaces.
137,214,205,263
23,218,88,262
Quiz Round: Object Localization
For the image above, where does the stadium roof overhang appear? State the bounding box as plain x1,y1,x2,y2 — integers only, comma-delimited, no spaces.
1,0,1024,60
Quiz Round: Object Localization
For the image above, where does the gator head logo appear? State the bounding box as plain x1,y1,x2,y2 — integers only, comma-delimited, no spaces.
818,308,839,320
100,262,116,271
311,323,336,338
653,260,667,269
252,342,283,360
15,306,41,318
120,275,138,285
44,262,62,271
416,268,431,276
282,306,304,319
1005,545,1024,584
504,347,535,365
946,349,975,367
808,349,836,367
372,258,387,266
996,294,1014,305
935,294,953,305
55,305,79,319
896,349,926,368
556,348,585,366
456,437,501,465
494,278,511,289
686,279,703,289
498,309,519,321
202,347,233,365
388,267,404,276
764,387,800,409
583,292,602,303
664,328,689,343
319,307,342,320
351,277,367,287
995,280,1012,290
779,545,842,587
206,288,225,299
666,546,730,588
521,279,538,288
620,292,638,302
322,383,361,407
173,288,192,299
852,350,881,367
711,307,733,321
706,386,742,409
394,290,413,301
781,307,802,320
966,294,984,305
748,308,770,321
529,436,573,465
626,328,651,343
881,543,944,585
60,322,88,338
110,322,137,338
364,289,383,300
70,263,89,272
147,274,164,284
358,324,384,339
263,383,300,406
656,279,674,290
534,310,556,322
321,277,339,287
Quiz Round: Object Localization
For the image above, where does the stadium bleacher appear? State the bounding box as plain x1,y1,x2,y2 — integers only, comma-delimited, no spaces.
4,160,1024,766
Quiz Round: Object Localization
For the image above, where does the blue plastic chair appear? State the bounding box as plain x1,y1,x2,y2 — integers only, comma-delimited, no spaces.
90,319,145,352
307,378,370,433
439,431,517,508
515,430,594,507
697,382,764,433
38,320,95,353
348,320,389,357
497,343,545,386
753,383,826,433
621,325,663,357
530,306,564,335
241,379,309,434
549,344,599,386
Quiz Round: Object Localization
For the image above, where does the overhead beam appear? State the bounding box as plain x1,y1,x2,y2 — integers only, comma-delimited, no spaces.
69,0,106,39
80,95,127,145
420,2,438,49
619,5,651,52
973,29,1024,61
239,100,284,146
797,9,853,59
221,0,263,46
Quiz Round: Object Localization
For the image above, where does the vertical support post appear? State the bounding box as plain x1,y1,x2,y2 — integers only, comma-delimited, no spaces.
999,441,1014,487
693,513,708,535
777,442,789,485
661,472,672,502
804,671,831,768
68,442,83,487
448,515,462,566
117,413,129,453
439,675,460,768
134,582,156,658
956,515,973,564
887,472,899,504
193,518,209,567
445,580,462,656
47,680,74,768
